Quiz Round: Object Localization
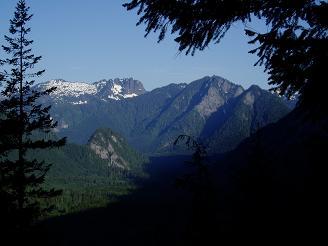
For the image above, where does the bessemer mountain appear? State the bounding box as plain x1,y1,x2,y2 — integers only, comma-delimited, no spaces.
35,75,291,154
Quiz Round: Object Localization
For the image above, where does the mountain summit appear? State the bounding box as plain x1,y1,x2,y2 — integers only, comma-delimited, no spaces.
94,78,146,100
36,78,146,103
46,75,291,154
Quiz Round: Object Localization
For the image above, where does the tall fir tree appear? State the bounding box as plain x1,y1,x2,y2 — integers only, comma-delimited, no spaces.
0,0,65,233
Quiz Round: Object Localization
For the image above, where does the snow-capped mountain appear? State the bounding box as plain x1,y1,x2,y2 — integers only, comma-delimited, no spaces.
35,78,146,104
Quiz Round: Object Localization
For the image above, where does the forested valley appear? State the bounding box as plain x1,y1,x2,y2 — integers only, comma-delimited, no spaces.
1,1,327,245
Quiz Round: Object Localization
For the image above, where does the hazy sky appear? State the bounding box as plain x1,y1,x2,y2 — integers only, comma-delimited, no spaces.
0,0,269,91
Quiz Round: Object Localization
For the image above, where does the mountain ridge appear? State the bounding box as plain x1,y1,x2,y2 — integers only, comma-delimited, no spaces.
36,77,146,103
39,75,292,154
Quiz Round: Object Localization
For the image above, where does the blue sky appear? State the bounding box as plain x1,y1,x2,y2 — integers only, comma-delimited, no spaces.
0,0,269,91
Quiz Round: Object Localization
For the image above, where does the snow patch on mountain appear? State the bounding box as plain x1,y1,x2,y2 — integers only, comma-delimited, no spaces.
108,95,120,100
112,84,123,94
39,80,97,98
72,100,88,105
123,93,138,98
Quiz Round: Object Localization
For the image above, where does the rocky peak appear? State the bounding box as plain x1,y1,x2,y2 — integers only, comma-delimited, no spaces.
88,128,128,169
114,78,146,95
195,76,245,118
34,77,147,103
241,85,261,105
94,78,146,100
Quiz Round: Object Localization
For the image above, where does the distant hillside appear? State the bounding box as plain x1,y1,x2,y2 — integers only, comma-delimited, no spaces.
27,130,148,214
204,84,291,153
31,131,147,180
208,108,327,242
38,75,291,154
88,128,148,174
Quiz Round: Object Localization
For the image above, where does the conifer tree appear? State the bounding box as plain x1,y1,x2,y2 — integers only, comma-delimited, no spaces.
174,135,216,245
0,0,65,232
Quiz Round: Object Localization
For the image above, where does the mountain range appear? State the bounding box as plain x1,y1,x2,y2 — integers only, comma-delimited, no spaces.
36,77,146,103
36,75,291,155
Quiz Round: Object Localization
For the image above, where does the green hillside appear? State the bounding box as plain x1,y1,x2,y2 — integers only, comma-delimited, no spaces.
27,130,148,216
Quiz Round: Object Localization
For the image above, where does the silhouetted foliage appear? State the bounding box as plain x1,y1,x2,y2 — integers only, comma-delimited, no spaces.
124,0,328,116
174,135,217,245
236,125,274,238
0,0,65,237
174,135,209,195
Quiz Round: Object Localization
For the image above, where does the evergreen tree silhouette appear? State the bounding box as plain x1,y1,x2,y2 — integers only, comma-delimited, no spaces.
174,135,216,245
0,0,65,238
124,0,328,117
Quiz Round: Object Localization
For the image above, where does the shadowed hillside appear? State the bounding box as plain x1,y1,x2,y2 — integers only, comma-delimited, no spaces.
38,156,194,246
37,108,327,245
